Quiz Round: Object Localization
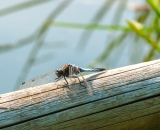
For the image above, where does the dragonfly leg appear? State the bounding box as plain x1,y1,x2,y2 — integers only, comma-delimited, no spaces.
56,83,70,90
55,77,69,90
55,77,63,89
63,76,70,90
64,76,69,85
72,75,86,88
55,77,62,82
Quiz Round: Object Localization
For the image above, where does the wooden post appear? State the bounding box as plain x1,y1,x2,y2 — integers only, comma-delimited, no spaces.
0,59,160,130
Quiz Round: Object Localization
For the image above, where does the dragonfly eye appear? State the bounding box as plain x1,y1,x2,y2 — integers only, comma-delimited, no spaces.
55,69,63,78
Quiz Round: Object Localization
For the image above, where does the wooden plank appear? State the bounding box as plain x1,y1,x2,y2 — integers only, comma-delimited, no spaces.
0,59,160,130
98,112,160,130
49,97,160,130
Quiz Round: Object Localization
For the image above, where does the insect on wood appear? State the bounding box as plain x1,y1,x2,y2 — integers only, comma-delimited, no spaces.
20,64,106,96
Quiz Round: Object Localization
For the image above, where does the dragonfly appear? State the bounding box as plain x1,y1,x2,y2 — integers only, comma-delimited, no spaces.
20,64,106,96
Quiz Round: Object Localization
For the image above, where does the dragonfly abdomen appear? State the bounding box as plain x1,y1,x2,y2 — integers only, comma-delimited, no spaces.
79,67,106,72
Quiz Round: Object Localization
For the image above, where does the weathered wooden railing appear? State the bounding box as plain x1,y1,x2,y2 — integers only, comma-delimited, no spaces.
0,59,160,130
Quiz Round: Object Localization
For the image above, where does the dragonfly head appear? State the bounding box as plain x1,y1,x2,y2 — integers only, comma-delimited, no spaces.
55,69,63,78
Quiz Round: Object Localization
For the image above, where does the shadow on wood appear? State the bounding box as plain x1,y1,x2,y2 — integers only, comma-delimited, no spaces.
0,59,160,130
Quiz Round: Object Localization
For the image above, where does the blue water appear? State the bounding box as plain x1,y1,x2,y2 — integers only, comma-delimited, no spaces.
0,0,145,94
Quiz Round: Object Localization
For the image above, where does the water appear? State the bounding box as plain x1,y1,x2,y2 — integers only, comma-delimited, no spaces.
0,0,145,94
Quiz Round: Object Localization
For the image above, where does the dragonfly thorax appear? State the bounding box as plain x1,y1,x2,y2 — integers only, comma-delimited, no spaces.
55,64,81,78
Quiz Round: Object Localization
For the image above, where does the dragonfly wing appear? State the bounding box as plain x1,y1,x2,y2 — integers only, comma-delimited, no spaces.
79,72,93,96
68,65,76,96
20,69,56,88
69,65,73,78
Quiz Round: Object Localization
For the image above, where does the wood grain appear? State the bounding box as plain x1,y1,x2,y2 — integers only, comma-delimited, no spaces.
0,59,160,130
